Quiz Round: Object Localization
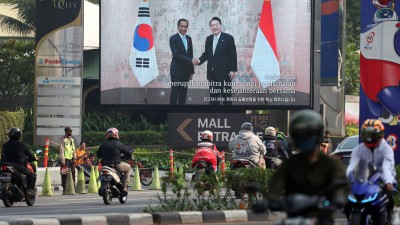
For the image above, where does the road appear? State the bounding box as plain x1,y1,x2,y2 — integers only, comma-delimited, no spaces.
0,190,166,219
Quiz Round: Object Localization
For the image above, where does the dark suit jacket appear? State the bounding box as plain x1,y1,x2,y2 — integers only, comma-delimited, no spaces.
169,33,194,78
199,32,237,82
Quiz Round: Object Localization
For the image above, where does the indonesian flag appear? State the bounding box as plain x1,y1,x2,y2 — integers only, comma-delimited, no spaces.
129,0,158,87
251,0,280,88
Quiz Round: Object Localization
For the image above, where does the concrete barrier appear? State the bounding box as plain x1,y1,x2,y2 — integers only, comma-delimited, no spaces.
0,210,271,225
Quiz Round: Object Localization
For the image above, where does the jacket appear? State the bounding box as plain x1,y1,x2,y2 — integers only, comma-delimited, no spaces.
346,139,396,184
97,138,132,165
229,130,266,163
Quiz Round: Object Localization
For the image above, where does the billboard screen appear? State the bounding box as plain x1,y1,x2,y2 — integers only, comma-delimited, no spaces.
101,0,314,108
360,0,400,163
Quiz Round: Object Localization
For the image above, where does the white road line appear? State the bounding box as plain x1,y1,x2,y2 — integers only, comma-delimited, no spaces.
0,204,158,217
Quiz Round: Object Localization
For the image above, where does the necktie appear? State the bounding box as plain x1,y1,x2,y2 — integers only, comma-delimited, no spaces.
213,36,218,55
182,35,188,52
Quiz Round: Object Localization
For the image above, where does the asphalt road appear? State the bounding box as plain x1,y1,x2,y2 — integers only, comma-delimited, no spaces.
0,189,166,219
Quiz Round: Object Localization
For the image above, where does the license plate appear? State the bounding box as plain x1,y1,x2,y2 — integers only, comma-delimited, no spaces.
0,173,11,182
99,175,112,181
277,217,317,225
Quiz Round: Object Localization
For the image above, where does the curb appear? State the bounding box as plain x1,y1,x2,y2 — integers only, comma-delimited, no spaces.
0,210,272,225
36,186,64,193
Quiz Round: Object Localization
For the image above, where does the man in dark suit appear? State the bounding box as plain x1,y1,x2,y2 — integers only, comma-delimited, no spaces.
169,19,195,105
194,17,237,105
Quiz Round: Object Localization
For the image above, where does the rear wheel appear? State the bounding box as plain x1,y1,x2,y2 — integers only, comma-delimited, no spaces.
2,183,14,207
102,188,112,205
119,192,127,204
139,169,153,186
25,192,36,206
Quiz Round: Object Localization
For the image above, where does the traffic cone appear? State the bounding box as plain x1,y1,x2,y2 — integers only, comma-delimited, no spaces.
41,168,53,196
64,170,75,195
131,165,142,191
95,165,100,188
151,166,161,190
77,168,86,194
88,166,98,193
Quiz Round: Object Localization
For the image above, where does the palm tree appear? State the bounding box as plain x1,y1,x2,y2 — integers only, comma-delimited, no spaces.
0,0,36,35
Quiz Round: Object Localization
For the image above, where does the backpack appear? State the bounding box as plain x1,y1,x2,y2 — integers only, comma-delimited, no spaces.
264,139,288,159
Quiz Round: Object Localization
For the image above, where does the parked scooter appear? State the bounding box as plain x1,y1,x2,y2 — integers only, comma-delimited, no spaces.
98,165,127,205
348,161,389,225
0,164,36,207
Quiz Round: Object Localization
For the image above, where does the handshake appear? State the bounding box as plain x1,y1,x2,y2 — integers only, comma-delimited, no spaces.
192,58,200,65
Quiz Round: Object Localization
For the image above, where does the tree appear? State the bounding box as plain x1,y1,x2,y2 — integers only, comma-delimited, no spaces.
345,0,360,46
0,39,35,108
344,0,361,95
0,0,36,35
344,42,360,95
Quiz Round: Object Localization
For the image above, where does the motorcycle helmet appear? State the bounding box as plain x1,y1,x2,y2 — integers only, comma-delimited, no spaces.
289,110,324,155
276,132,286,141
201,130,213,142
106,127,119,140
361,119,384,150
241,122,253,131
7,127,22,140
264,127,276,137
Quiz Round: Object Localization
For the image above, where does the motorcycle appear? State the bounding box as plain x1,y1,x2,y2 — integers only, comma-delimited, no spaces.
0,164,36,207
348,161,389,225
229,158,257,199
98,165,128,205
249,180,348,225
191,160,218,195
230,158,257,169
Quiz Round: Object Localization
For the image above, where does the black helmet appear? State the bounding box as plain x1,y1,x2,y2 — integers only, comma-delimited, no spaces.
64,127,72,132
240,122,253,131
7,127,22,140
289,110,324,155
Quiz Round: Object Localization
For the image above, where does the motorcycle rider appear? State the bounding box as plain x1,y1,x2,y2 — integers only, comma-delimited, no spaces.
1,128,37,195
192,130,221,172
263,127,289,168
345,119,396,224
229,122,266,168
267,110,347,225
97,128,132,192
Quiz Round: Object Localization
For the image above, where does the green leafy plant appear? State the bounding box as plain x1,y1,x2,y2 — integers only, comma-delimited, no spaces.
345,123,359,137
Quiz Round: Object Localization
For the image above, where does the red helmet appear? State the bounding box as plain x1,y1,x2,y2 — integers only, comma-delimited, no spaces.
201,130,213,142
106,127,119,140
361,119,384,149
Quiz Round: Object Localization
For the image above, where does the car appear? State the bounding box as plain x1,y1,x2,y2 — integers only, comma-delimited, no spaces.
330,135,359,165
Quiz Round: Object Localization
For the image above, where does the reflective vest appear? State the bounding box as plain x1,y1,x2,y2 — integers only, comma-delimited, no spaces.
63,137,75,160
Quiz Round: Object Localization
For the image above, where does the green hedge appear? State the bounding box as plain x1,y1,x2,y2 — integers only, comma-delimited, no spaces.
82,131,167,147
0,109,26,156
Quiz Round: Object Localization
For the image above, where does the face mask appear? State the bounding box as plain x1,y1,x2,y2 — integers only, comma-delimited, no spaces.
296,138,316,155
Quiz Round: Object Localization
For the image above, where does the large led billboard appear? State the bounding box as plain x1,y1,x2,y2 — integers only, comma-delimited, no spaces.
101,0,315,108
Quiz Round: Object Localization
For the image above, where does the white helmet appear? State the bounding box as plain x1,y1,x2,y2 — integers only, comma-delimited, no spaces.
201,130,213,142
264,127,276,136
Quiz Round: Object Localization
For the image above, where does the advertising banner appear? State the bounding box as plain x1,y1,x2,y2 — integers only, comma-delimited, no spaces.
167,113,270,148
34,0,83,145
101,0,315,108
359,0,400,163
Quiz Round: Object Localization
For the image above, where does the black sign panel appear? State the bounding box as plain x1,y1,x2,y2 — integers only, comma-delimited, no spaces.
167,113,269,148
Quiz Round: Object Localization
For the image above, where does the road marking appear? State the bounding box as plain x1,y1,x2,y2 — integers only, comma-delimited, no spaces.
0,204,158,217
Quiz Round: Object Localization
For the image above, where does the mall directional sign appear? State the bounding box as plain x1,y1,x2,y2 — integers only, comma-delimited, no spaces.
167,113,269,148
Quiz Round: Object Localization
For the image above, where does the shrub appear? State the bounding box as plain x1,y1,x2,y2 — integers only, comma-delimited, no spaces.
345,123,359,137
82,131,167,147
0,109,26,156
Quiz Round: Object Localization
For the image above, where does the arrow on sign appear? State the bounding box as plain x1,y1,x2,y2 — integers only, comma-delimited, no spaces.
177,118,193,141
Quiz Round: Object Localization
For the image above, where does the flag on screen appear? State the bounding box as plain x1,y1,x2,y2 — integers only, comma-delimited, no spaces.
129,0,158,87
251,0,280,88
